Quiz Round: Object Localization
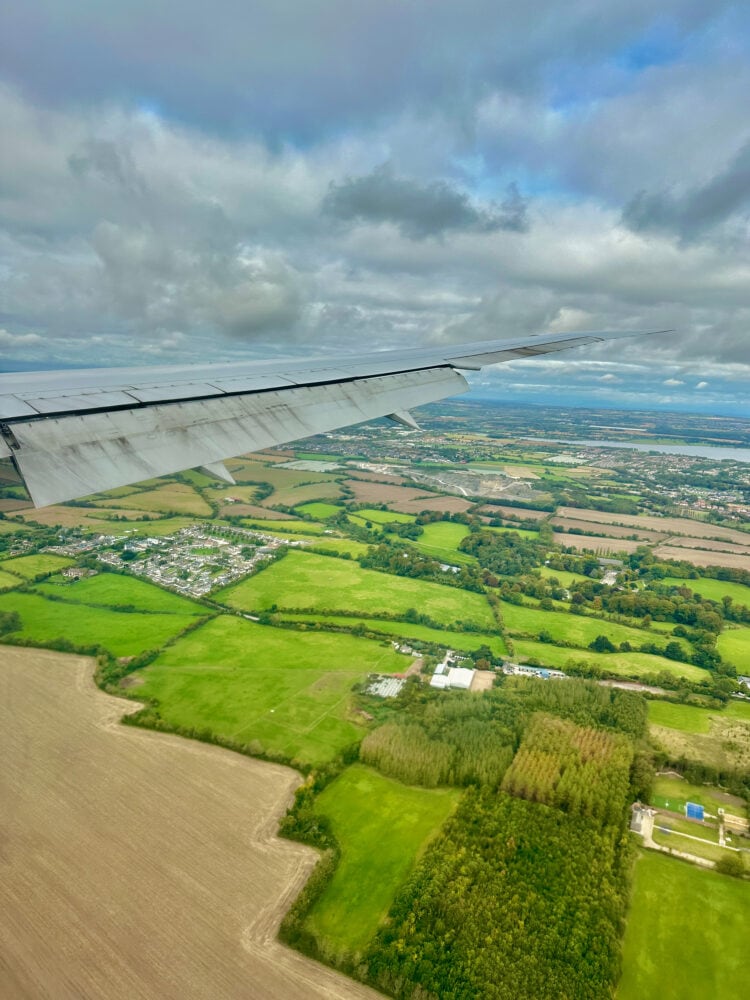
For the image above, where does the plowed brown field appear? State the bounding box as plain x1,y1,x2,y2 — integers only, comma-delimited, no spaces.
0,648,383,1000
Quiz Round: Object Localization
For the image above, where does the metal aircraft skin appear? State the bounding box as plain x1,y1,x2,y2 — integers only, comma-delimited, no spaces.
0,329,667,509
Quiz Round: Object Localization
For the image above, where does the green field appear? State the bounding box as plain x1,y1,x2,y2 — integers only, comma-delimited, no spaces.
538,566,591,587
648,700,712,733
662,576,750,607
280,613,508,656
307,538,372,558
650,827,742,866
216,550,496,629
500,602,692,659
649,775,745,816
0,590,198,657
348,508,416,525
33,572,205,615
240,518,328,534
723,699,750,721
410,522,476,565
0,569,22,589
305,764,459,956
618,850,749,999
716,627,750,671
512,639,706,682
294,502,342,519
108,516,199,537
485,524,538,538
137,617,408,765
655,814,721,843
0,553,74,578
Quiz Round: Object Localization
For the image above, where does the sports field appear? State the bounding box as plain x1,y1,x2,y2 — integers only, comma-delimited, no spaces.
512,639,706,682
649,775,745,816
33,572,205,615
305,765,459,956
0,590,198,657
618,851,749,999
137,617,408,765
281,613,508,656
216,551,496,629
500,602,692,659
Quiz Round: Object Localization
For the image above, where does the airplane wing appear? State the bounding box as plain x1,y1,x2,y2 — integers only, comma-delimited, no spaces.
0,329,666,508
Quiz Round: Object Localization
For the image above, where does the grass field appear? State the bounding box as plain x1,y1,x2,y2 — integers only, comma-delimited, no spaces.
280,613,508,656
347,508,416,525
485,524,538,539
499,602,692,659
0,553,74,578
33,572,205,616
98,484,213,516
716,627,750,670
227,458,339,488
0,569,22,588
294,502,342,519
618,850,749,999
240,518,328,535
662,576,750,606
304,765,459,956
263,482,344,507
648,700,712,733
649,775,745,816
650,827,740,865
216,550,496,629
538,566,591,587
410,522,476,565
511,639,706,682
0,590,198,657
307,538,372,558
137,617,408,765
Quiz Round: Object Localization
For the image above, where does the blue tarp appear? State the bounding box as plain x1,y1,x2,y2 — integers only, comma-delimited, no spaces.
686,802,704,820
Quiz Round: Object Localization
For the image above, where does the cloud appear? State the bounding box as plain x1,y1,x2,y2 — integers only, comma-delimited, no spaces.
663,378,684,385
621,139,750,241
597,373,619,382
322,166,528,239
0,329,44,347
695,380,709,389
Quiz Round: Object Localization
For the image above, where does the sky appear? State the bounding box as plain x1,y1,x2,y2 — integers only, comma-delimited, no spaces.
0,2,749,415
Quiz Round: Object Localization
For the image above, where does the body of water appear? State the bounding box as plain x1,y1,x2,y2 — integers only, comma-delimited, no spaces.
526,437,750,463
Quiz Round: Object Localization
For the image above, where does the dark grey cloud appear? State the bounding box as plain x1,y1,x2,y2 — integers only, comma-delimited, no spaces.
0,2,735,139
622,139,750,240
322,167,528,239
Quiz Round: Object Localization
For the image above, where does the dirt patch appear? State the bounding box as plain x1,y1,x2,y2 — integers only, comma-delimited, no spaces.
653,545,750,571
344,480,432,505
552,532,643,554
555,507,750,544
477,505,549,521
470,670,495,692
0,647,383,1000
551,516,667,542
390,496,473,515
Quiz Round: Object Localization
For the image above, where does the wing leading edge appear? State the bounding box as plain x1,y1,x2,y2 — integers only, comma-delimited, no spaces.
0,329,667,507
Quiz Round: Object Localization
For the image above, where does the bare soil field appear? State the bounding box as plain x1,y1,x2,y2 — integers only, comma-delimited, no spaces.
344,480,433,505
660,536,750,555
17,506,162,528
0,498,32,511
392,495,474,515
551,516,668,542
556,507,750,544
552,532,644,554
0,648,383,1000
653,545,750,571
348,470,410,485
477,505,549,521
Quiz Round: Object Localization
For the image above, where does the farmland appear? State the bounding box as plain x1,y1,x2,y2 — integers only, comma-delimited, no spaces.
618,851,749,999
0,647,379,1000
499,601,692,658
648,700,712,733
511,639,707,682
304,765,459,957
0,590,199,657
649,700,750,771
97,483,213,516
280,613,509,656
135,617,409,765
216,550,496,629
661,576,750,606
0,553,74,578
32,572,205,615
715,626,750,668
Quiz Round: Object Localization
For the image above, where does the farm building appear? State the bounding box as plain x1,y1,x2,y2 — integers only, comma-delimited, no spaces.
447,666,475,690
